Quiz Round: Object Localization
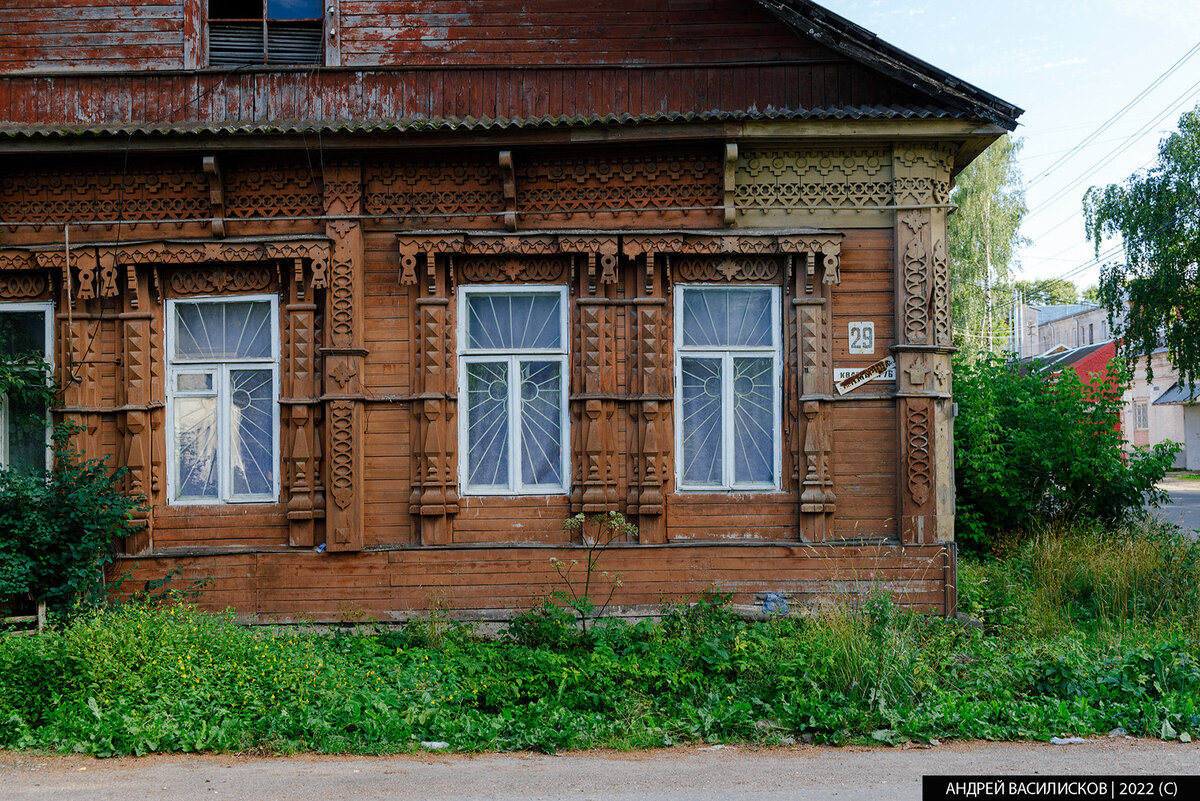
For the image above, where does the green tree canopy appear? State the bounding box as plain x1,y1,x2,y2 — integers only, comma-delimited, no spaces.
1014,278,1080,306
1084,105,1200,385
949,135,1029,358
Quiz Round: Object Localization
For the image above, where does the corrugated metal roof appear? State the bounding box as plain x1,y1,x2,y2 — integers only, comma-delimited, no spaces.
0,104,967,139
1019,340,1113,371
1154,382,1199,405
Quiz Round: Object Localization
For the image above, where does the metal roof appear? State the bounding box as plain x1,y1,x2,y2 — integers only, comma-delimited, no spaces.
1031,303,1103,325
0,104,969,140
1154,382,1199,406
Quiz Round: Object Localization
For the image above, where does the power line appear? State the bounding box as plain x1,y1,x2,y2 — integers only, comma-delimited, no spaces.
1024,41,1200,192
1025,74,1200,220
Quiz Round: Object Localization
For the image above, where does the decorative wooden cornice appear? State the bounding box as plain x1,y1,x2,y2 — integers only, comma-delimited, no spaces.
396,230,843,284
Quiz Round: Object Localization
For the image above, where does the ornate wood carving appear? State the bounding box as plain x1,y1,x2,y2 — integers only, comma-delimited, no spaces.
120,265,154,550
203,155,226,238
0,163,210,231
634,255,668,543
458,256,569,283
167,265,274,295
0,271,48,299
224,160,322,221
499,150,518,232
284,258,324,547
892,144,955,546
723,143,739,226
517,148,722,225
365,156,503,227
674,255,782,283
900,210,931,345
322,161,366,552
734,146,893,228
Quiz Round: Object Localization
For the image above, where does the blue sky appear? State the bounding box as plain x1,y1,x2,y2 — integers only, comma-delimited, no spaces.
818,0,1200,292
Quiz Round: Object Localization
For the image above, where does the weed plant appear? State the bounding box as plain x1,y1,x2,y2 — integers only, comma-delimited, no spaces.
1,521,1198,756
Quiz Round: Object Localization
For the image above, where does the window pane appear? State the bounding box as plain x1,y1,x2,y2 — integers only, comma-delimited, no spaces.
466,293,561,350
0,311,46,357
177,372,214,392
267,0,320,19
682,287,773,348
230,370,275,497
6,392,46,472
175,396,219,500
175,301,271,360
519,360,562,487
211,0,263,20
466,362,511,490
732,357,774,485
680,357,723,486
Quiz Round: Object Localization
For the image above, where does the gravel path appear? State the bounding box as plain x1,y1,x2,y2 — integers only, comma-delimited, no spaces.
3,739,1198,801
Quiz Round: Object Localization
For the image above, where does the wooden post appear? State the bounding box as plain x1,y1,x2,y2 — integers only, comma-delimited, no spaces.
119,262,154,554
283,257,324,547
893,145,956,545
322,161,367,552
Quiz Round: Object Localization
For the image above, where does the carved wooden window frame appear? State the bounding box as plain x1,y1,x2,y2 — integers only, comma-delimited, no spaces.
456,284,570,497
164,294,281,506
673,284,782,493
0,301,53,472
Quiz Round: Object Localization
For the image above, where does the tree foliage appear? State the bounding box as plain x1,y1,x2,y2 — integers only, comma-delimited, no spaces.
1013,278,1080,306
1084,105,1200,385
954,354,1177,553
0,353,143,615
948,135,1029,358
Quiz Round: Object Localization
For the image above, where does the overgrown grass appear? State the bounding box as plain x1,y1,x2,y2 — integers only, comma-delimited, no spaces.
2,521,1199,756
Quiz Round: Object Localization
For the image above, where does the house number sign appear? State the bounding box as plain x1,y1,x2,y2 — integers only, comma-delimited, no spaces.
848,321,874,354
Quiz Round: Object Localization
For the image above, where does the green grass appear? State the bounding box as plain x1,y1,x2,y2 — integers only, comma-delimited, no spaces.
2,521,1199,756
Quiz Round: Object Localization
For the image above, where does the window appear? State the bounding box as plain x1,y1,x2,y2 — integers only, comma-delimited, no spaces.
166,297,279,504
209,0,322,66
1089,323,1095,344
0,303,52,472
675,286,781,491
458,287,569,495
1134,401,1149,431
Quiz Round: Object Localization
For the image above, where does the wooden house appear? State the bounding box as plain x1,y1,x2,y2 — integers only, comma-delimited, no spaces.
0,1,1021,621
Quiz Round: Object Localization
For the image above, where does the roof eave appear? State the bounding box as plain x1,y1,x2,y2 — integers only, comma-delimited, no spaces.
755,0,1023,131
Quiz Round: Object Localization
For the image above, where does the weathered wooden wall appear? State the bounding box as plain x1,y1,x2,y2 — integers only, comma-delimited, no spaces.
118,542,956,621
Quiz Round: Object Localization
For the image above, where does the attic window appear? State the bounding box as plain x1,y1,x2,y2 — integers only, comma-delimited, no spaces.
209,0,323,67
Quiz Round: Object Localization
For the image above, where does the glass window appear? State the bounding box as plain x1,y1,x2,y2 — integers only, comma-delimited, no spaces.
168,298,278,504
209,0,322,66
1134,401,1149,431
0,304,52,473
459,287,568,495
676,286,780,491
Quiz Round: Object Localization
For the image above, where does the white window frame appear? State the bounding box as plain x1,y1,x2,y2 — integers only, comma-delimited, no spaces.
165,294,280,505
457,285,570,497
673,284,782,492
0,301,54,471
1134,401,1150,431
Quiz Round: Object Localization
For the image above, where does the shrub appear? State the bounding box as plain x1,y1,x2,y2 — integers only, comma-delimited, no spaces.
0,422,144,616
954,353,1178,551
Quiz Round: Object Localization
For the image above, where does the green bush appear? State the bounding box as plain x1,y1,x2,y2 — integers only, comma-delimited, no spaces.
0,422,144,615
954,353,1178,551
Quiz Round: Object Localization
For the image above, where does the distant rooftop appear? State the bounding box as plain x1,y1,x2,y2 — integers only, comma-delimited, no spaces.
1031,303,1102,325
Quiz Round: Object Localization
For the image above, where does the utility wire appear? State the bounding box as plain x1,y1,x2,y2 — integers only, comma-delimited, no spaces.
1024,41,1200,191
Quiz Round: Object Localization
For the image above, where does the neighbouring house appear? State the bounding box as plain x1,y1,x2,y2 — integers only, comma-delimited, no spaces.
0,1,1020,621
1013,300,1189,465
1014,302,1119,358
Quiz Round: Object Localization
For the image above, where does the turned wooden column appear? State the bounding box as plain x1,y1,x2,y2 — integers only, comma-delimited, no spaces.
281,256,325,547
790,247,839,542
118,263,155,553
893,145,956,545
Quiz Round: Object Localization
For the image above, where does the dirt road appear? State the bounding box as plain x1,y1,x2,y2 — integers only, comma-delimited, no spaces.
4,739,1198,801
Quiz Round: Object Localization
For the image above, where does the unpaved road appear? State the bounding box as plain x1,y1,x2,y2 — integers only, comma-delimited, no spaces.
3,739,1198,801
